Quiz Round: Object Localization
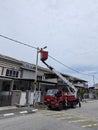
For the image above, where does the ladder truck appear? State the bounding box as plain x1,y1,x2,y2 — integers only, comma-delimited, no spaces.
40,50,81,110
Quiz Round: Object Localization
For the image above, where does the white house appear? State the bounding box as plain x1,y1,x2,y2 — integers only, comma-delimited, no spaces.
0,54,88,106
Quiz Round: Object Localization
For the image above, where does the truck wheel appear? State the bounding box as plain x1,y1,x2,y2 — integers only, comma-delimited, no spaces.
71,102,76,108
58,103,63,110
48,106,51,110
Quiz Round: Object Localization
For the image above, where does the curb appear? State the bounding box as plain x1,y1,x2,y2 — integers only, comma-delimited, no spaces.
82,99,98,103
1,109,38,118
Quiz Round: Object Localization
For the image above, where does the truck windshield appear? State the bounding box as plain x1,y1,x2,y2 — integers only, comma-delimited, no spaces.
46,89,57,96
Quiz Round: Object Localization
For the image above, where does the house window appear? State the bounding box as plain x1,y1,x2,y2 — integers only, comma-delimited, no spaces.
6,69,19,77
37,76,42,81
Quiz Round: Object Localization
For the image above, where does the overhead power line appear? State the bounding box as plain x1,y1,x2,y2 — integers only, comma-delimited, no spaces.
0,34,37,49
49,55,80,73
49,55,93,77
0,34,95,78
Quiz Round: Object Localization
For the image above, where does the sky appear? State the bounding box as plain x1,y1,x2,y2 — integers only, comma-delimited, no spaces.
0,0,98,86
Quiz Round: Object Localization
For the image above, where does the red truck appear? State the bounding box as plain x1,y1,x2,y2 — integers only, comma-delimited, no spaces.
40,50,81,110
44,89,80,110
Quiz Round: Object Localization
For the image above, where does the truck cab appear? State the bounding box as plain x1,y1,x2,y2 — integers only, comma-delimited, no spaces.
44,89,80,110
44,89,67,110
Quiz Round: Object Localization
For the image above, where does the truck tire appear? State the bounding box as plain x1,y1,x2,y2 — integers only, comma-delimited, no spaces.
58,103,63,110
48,106,52,110
70,102,76,108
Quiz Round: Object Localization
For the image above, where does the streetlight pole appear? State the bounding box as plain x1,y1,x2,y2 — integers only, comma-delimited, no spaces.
33,47,39,106
33,46,47,105
93,75,95,85
34,47,39,88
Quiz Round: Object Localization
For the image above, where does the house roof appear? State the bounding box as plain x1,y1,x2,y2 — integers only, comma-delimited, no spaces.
0,54,22,64
0,53,87,83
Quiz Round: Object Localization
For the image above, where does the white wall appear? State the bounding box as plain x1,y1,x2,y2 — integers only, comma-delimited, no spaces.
0,67,2,76
22,70,35,79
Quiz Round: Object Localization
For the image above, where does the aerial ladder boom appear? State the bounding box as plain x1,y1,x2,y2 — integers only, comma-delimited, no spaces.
42,60,77,98
40,50,81,108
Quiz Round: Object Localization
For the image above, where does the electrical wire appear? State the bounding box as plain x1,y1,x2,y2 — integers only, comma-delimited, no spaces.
0,34,37,49
49,55,94,77
49,55,80,73
0,34,96,78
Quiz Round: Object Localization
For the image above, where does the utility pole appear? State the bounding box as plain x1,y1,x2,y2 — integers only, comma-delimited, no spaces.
33,46,47,105
33,47,39,106
93,75,95,85
92,75,97,99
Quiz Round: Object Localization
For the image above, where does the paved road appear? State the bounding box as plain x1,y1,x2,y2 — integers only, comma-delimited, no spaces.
0,110,84,130
0,100,98,130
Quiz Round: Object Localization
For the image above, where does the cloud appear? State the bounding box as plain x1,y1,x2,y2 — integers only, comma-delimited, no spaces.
0,0,98,86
